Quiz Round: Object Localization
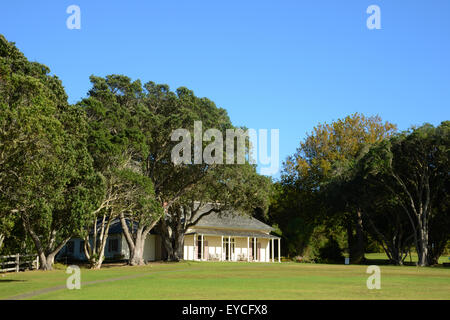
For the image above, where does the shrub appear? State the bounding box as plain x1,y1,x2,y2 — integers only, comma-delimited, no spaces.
318,237,345,264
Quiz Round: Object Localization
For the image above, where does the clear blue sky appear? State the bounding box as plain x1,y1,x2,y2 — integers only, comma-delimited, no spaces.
1,0,449,178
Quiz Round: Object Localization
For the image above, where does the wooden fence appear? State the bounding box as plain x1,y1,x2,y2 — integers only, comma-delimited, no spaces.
0,254,39,273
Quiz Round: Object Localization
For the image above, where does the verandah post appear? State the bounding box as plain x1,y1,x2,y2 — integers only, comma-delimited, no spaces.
253,237,257,262
278,238,281,263
15,254,19,272
194,234,197,261
201,234,204,261
247,237,250,262
271,238,274,263
228,236,231,261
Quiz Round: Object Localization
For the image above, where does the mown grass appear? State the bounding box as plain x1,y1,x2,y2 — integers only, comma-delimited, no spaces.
1,261,449,300
365,252,450,264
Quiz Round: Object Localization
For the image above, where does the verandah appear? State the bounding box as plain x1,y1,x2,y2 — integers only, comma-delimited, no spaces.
186,233,280,263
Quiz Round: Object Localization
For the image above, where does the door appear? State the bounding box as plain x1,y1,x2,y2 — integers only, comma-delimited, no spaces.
223,238,235,261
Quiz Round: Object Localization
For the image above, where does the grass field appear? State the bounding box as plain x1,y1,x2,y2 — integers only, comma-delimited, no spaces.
364,253,450,264
1,260,449,300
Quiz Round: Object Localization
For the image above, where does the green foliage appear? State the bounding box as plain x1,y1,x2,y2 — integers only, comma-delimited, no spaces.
0,34,100,268
272,113,397,261
317,237,345,264
354,121,449,265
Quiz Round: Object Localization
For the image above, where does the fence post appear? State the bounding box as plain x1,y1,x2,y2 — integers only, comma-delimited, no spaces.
15,254,19,272
36,256,39,270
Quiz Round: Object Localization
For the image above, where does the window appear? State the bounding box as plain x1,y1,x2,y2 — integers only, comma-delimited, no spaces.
108,239,119,253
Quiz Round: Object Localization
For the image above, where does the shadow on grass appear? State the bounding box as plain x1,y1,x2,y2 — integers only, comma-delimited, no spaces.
0,279,26,283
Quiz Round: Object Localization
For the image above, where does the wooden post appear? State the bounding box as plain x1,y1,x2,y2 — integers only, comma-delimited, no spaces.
271,239,274,263
228,236,231,261
194,234,196,261
247,237,250,262
36,256,39,270
192,233,195,260
15,254,19,272
201,234,204,261
221,236,223,261
253,237,256,262
278,238,281,263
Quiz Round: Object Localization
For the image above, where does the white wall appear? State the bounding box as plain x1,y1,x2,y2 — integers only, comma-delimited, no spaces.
184,234,195,261
121,235,130,259
143,234,156,261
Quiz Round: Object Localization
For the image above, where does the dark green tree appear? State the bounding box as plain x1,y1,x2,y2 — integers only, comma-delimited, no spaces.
79,75,162,268
0,35,100,270
281,113,397,263
141,82,272,261
357,122,449,266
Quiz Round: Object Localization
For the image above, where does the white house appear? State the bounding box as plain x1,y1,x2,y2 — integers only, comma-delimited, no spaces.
183,206,281,262
58,207,280,263
57,219,162,262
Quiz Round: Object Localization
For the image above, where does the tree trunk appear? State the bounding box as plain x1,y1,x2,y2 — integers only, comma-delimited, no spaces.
127,226,146,266
174,233,185,260
84,212,113,269
346,220,354,260
0,233,4,252
129,238,145,266
91,236,108,269
120,212,159,266
417,225,429,267
162,235,179,262
160,223,185,262
22,218,69,270
353,209,365,264
346,211,365,264
38,253,58,270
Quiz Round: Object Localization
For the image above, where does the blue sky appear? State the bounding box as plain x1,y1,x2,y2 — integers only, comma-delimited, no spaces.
1,0,449,178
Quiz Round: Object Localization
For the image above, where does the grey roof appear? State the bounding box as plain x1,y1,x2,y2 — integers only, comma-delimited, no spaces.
186,228,280,239
191,204,273,232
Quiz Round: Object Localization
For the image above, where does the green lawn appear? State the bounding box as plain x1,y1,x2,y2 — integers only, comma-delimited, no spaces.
1,261,449,300
364,252,450,264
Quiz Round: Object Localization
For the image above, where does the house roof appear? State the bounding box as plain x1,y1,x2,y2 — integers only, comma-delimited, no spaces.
92,218,157,235
186,228,280,239
191,204,274,232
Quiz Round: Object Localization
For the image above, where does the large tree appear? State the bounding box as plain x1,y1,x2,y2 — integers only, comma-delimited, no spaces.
282,113,397,263
0,35,100,270
327,149,414,265
79,75,162,267
140,82,272,261
357,122,449,266
118,169,163,266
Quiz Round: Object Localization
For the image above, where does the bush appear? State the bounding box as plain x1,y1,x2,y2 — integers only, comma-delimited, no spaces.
317,237,344,264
